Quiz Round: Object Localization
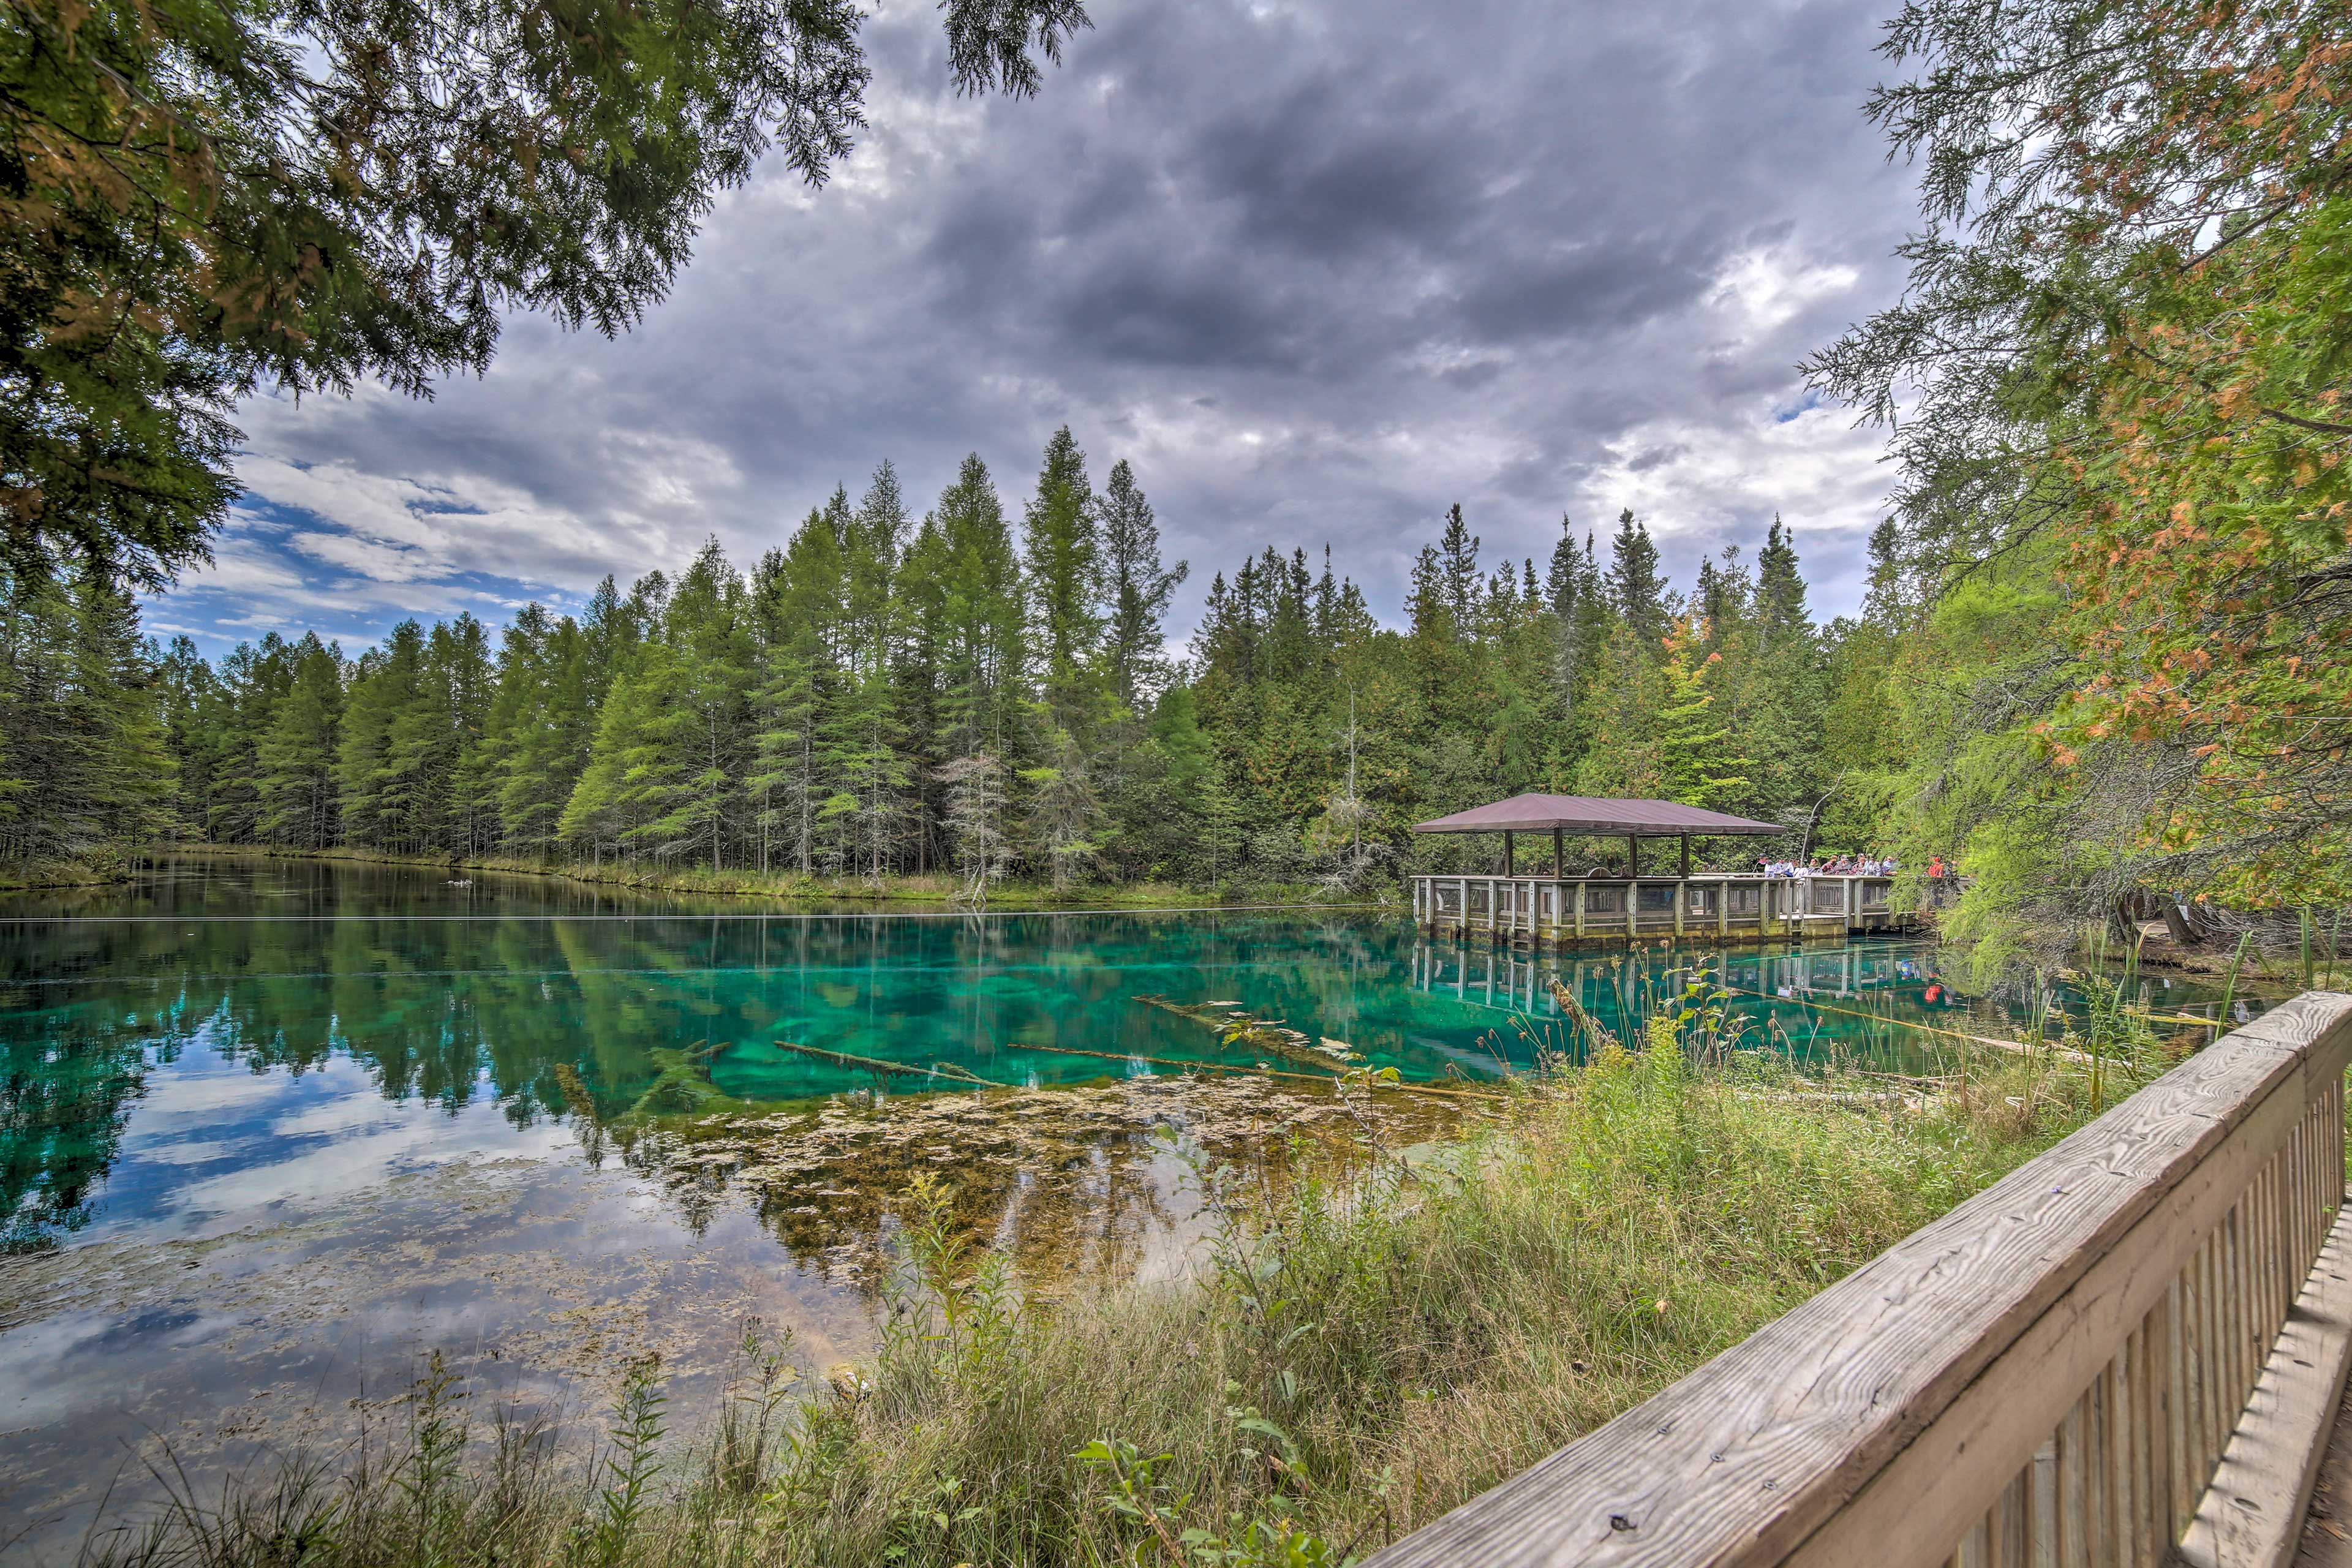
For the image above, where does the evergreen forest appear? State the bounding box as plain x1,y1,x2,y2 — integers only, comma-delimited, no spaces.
20,428,1904,899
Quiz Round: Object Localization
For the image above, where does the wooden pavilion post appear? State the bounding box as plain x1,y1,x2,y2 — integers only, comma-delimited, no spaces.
1627,835,1638,876
1552,826,1564,875
1679,834,1691,877
1503,831,1515,877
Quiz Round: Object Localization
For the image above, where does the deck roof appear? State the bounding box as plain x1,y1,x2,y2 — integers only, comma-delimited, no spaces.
1410,793,1784,837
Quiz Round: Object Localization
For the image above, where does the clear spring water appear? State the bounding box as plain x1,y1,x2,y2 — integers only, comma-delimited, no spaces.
0,855,2241,1554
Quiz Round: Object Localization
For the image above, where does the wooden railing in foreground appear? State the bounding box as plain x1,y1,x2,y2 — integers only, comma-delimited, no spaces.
1366,990,2352,1568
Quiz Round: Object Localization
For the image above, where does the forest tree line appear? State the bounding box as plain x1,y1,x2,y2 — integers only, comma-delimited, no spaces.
0,428,1907,894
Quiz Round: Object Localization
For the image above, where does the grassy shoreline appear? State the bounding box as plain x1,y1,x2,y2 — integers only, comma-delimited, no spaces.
145,843,1381,913
70,1014,2154,1568
0,856,142,892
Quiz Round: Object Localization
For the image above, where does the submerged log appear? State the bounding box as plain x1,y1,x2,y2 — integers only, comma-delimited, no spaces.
1133,993,1364,1071
771,1038,993,1085
1015,1039,1506,1102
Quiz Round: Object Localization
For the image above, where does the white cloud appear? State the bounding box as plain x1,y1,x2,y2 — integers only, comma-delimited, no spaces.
232,450,635,591
175,532,306,595
288,529,439,582
1708,247,1861,338
1574,394,1890,603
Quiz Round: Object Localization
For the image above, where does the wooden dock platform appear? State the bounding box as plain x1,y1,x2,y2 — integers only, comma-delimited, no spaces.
1409,872,1917,949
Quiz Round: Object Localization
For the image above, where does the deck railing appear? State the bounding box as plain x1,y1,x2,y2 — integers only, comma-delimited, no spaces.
1365,990,2352,1568
1411,872,1904,941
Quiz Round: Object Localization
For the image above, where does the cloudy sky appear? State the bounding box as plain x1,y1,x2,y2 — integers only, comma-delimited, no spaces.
149,0,1922,658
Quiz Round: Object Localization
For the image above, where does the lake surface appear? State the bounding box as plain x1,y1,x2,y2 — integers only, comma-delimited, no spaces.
0,856,2239,1555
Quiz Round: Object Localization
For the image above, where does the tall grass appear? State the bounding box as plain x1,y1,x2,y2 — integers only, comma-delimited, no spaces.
74,1024,2130,1568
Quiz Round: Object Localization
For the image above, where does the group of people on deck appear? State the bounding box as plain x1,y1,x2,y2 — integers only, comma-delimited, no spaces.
1757,854,1901,878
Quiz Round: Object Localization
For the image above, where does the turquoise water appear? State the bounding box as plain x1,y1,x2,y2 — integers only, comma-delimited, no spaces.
0,855,2238,1255
0,856,2240,1551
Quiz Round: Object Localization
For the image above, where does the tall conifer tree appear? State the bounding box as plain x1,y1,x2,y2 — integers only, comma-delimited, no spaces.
1023,427,1101,725
1098,459,1186,711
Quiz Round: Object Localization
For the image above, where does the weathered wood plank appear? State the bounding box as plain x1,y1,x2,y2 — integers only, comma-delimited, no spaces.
1363,992,2352,1568
2179,1208,2352,1568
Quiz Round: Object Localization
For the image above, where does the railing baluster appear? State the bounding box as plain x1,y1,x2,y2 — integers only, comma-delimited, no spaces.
2057,1398,2089,1568
2173,1278,2197,1542
2030,1439,2059,1568
1994,1464,2030,1568
2105,1349,2135,1566
2231,1194,2250,1420
2135,1322,2163,1562
2106,1366,2132,1568
2189,1237,2215,1501
2163,1280,2187,1538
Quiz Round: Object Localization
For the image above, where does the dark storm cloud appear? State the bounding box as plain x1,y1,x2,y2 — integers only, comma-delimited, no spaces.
1453,246,1719,345
160,0,1921,654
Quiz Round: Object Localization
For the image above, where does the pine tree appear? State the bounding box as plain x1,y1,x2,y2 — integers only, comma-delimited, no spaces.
1605,508,1669,642
1561,513,1681,801
489,605,590,858
0,567,173,867
359,614,489,857
122,436,1917,892
82,577,177,854
193,635,283,844
1572,616,1670,801
747,511,845,874
1021,723,1105,892
577,576,642,724
822,464,914,880
336,624,423,851
559,649,653,865
822,663,913,883
435,614,496,856
1817,520,1913,853
558,572,669,864
624,543,755,867
1541,522,1609,783
255,635,343,848
1405,528,1476,737
1744,515,1827,819
1098,459,1186,711
745,630,821,875
846,462,909,673
1435,504,1481,627
925,454,1026,758
156,636,220,839
1023,427,1101,725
